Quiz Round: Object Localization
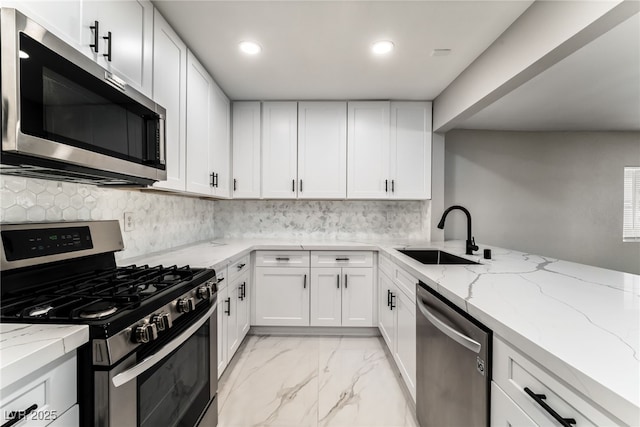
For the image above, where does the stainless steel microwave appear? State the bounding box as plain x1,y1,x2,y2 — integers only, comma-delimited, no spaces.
0,8,166,186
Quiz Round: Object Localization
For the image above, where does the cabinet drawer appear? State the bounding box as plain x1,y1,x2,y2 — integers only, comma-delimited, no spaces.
378,253,394,278
0,352,76,427
228,254,250,282
491,382,537,426
216,267,228,292
493,337,619,427
310,251,373,268
255,251,309,267
393,265,418,299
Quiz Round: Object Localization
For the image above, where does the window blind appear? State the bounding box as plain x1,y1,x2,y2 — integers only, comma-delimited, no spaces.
623,167,640,241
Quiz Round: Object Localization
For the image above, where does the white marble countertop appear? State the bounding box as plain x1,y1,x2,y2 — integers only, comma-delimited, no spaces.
0,324,89,389
121,238,640,425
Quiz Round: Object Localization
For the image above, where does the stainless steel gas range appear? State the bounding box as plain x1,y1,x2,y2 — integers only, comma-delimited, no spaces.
0,220,218,427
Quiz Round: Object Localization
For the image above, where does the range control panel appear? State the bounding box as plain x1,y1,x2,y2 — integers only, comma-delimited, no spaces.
1,226,93,261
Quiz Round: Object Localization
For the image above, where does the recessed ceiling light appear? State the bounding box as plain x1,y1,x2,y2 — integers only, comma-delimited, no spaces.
371,40,394,55
19,50,29,59
431,49,452,57
239,41,261,55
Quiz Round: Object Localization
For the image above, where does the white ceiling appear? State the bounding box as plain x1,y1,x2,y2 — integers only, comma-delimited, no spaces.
457,11,640,131
153,0,533,101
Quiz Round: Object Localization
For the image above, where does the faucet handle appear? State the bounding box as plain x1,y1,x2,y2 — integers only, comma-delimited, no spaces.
471,237,479,251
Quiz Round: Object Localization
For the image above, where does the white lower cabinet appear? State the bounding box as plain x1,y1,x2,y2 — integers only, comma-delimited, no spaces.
378,257,417,401
217,258,251,378
0,351,78,427
254,267,310,326
310,266,374,327
393,288,416,399
492,336,621,427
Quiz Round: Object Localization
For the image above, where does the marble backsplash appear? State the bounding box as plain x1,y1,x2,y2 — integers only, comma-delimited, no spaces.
214,200,431,240
0,176,216,260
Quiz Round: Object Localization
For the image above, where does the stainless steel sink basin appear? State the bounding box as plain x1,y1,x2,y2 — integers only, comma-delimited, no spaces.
398,249,480,265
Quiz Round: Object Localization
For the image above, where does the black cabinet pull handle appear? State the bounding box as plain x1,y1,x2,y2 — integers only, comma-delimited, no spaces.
337,274,340,289
242,282,246,299
210,172,215,187
217,277,224,282
90,21,99,53
387,289,391,307
385,179,388,192
303,274,307,289
344,274,348,288
2,404,38,427
103,31,112,62
292,179,295,192
233,178,237,191
524,387,576,427
335,257,349,261
300,179,303,192
391,180,395,192
212,172,218,188
275,257,290,261
225,297,231,315
237,263,246,270
238,282,246,301
390,293,396,310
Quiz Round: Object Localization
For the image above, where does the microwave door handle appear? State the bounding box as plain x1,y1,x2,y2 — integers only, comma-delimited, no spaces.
417,298,481,354
158,116,166,165
111,303,216,388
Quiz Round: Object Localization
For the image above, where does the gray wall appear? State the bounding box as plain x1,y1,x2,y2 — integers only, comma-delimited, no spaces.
444,130,640,274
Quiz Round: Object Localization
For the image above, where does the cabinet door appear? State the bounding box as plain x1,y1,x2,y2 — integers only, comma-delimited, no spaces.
347,101,390,199
151,10,187,192
210,82,231,198
4,0,83,52
254,267,309,326
217,285,228,378
491,382,538,427
310,268,342,327
236,271,251,341
185,52,213,196
262,102,298,199
390,102,432,200
341,267,374,327
232,102,261,198
378,272,395,349
226,281,240,357
394,289,416,401
298,102,347,199
90,0,153,97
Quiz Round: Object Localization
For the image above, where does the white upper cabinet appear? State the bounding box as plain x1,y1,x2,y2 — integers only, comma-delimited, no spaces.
232,102,261,199
210,82,231,198
347,101,391,199
3,1,84,49
152,9,187,192
297,102,347,199
185,51,213,195
262,102,298,199
347,101,432,200
82,1,153,97
390,102,432,199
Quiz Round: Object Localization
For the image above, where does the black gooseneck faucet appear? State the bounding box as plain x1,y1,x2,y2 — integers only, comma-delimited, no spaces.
437,205,479,255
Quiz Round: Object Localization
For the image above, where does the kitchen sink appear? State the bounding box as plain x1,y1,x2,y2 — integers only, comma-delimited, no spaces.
398,249,480,265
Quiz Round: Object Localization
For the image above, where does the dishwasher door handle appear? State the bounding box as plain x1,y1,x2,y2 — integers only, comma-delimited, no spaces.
417,298,482,354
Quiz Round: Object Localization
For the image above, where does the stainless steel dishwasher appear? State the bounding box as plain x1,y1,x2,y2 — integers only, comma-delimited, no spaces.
416,281,491,427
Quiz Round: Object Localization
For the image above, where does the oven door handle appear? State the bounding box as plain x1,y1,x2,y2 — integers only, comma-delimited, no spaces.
112,303,216,388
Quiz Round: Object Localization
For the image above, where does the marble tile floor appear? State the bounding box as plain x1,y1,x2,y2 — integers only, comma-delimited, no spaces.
217,335,418,427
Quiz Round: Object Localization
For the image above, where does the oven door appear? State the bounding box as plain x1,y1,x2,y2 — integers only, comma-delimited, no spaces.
95,303,217,427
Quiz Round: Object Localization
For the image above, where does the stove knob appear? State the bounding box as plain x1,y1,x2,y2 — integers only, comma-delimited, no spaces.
177,297,195,313
196,285,211,300
134,323,158,343
152,312,173,331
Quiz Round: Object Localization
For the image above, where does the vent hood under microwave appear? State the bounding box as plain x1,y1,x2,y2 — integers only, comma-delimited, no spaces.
1,8,167,186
